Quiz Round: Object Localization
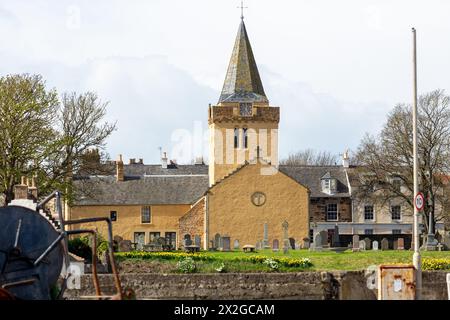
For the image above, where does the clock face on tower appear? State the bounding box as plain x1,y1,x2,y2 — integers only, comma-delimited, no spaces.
239,103,252,116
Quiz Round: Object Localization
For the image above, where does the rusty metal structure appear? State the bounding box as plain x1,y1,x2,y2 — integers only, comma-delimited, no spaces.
0,191,123,300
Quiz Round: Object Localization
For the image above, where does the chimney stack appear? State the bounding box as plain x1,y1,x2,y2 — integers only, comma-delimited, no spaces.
161,152,168,169
116,154,124,182
129,158,136,165
14,176,29,200
138,158,143,164
342,149,350,168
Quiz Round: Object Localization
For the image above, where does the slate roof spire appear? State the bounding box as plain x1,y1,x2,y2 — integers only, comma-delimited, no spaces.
219,19,268,104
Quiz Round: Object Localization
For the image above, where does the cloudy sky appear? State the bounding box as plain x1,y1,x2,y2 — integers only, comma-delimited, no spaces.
1,0,449,164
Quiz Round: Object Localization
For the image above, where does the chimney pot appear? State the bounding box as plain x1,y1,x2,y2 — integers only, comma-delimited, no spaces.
161,151,168,169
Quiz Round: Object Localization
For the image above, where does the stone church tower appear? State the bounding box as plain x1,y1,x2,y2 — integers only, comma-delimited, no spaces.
208,18,280,186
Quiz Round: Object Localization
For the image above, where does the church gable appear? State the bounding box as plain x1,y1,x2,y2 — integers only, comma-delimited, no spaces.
206,161,310,248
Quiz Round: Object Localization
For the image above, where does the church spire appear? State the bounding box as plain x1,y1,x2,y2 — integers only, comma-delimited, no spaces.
218,19,268,104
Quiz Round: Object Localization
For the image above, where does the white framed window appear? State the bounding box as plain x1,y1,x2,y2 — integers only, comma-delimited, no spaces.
326,203,338,221
391,205,401,221
141,206,151,223
364,205,374,220
392,229,402,235
364,229,373,235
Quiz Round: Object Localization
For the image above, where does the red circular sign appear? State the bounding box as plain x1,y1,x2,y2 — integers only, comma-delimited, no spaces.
415,192,425,211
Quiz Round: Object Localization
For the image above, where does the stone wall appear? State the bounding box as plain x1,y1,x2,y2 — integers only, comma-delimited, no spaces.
310,197,352,222
63,271,449,300
178,197,205,248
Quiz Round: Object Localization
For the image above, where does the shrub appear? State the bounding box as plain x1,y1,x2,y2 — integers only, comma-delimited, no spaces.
263,258,279,271
68,237,92,261
177,257,196,273
214,262,226,273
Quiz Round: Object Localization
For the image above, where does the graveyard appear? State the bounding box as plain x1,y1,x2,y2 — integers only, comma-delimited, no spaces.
114,249,450,273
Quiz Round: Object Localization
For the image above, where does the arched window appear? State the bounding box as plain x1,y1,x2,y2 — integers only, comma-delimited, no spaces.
234,128,239,148
243,128,248,149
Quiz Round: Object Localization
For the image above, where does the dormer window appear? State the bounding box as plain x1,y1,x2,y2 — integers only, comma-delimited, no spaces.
321,172,337,194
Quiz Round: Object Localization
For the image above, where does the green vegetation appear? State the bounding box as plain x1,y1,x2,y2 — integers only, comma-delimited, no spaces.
115,249,450,273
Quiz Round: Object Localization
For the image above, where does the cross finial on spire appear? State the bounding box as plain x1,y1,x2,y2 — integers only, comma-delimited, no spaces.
238,0,248,20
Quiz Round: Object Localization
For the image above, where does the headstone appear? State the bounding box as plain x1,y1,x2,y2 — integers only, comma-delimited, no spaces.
381,238,389,250
119,240,132,252
289,238,296,250
319,230,329,247
255,241,261,250
331,225,341,247
303,238,310,249
272,239,279,251
263,223,270,249
352,235,360,252
359,240,366,251
183,234,192,247
282,221,289,254
194,235,201,247
222,236,231,251
214,233,221,249
364,237,372,250
372,240,379,251
234,239,240,250
313,232,323,251
113,235,123,243
397,238,405,250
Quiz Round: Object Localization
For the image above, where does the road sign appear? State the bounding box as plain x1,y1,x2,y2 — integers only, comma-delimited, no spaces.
415,192,425,211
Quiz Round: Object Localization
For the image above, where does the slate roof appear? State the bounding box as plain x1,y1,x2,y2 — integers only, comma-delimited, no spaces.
219,20,268,104
73,174,209,206
279,165,351,198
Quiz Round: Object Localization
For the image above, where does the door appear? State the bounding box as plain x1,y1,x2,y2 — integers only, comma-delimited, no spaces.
134,232,145,251
165,232,177,250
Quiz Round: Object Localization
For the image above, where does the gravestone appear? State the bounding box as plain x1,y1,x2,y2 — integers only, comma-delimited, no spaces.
303,238,310,249
381,238,389,250
234,239,240,250
222,236,231,252
372,240,379,251
313,232,323,251
289,238,296,250
119,240,132,252
352,234,360,252
359,240,366,251
319,230,329,247
194,235,201,247
214,234,221,249
282,221,289,254
272,239,279,251
331,225,341,247
183,234,192,247
364,237,372,250
397,238,405,250
263,223,270,249
209,240,215,250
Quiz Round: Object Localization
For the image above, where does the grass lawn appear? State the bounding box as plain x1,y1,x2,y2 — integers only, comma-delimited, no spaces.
116,249,450,273
206,249,450,271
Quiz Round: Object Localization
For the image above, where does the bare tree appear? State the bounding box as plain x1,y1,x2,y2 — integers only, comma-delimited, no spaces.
355,89,450,234
39,92,117,202
280,149,338,166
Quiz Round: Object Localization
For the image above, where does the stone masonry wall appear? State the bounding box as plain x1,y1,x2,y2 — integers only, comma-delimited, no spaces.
310,197,352,222
178,197,205,248
63,271,449,300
